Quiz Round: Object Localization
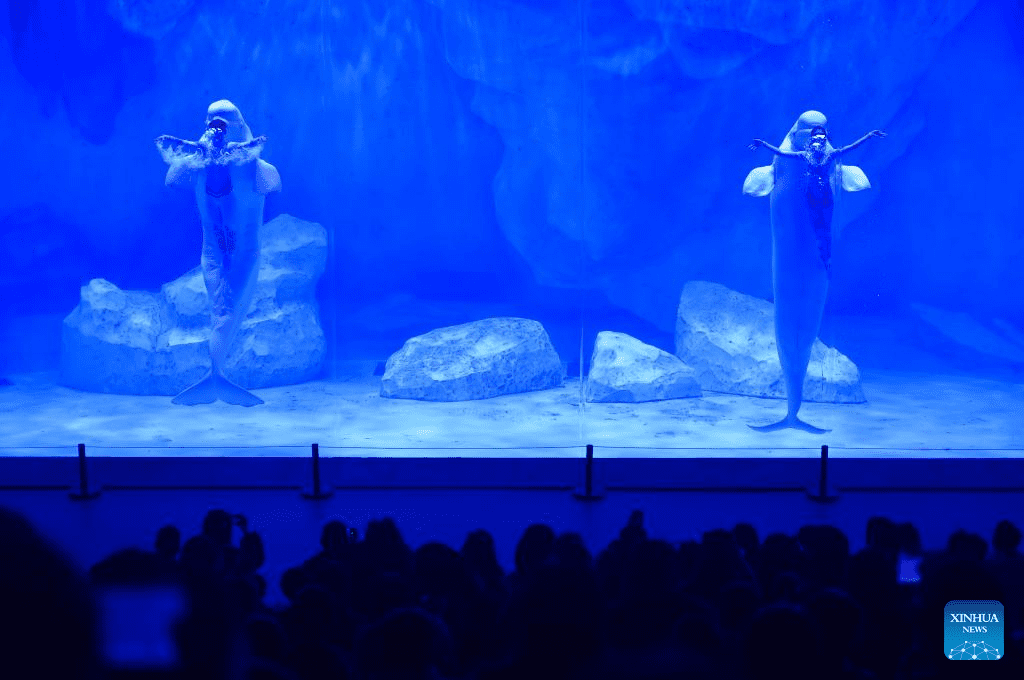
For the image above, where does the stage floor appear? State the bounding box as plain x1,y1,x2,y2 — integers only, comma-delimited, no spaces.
1,369,1022,457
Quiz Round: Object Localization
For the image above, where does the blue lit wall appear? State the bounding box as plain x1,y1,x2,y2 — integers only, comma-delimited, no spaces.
1,0,1021,371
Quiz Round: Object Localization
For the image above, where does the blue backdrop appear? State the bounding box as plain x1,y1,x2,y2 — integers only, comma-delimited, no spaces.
1,0,1021,371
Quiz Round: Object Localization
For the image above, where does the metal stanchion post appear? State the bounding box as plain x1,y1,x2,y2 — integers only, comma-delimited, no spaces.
302,443,333,500
807,444,839,503
69,442,101,501
573,443,604,501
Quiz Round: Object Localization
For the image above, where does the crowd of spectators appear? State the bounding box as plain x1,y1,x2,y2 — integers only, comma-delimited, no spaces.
1,505,1022,679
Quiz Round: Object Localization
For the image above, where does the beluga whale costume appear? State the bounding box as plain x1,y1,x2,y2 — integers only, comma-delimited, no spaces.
744,111,885,433
156,100,281,406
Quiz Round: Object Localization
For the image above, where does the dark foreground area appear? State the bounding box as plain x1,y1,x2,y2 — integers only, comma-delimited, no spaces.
2,504,1022,679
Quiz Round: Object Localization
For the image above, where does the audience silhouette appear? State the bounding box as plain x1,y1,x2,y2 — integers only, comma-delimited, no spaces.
1,506,1021,679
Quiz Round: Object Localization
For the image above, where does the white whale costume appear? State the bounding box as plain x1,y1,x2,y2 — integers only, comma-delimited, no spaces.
743,111,884,432
156,100,281,406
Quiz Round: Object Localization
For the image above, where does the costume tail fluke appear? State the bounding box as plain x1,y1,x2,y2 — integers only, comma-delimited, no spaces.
172,371,263,407
749,415,829,434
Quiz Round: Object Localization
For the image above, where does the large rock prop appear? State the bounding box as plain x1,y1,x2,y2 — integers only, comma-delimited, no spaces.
60,214,327,395
380,318,562,401
675,281,865,403
587,331,701,403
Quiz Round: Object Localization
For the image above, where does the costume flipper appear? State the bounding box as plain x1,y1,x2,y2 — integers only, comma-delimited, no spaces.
164,163,196,188
742,165,775,197
255,160,281,194
840,165,871,192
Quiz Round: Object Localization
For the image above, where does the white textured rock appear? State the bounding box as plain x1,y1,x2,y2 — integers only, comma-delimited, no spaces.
60,214,327,395
380,317,562,401
675,281,865,403
587,331,701,403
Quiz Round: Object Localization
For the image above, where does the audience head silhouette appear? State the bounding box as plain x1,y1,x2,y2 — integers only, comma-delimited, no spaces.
1,505,1021,679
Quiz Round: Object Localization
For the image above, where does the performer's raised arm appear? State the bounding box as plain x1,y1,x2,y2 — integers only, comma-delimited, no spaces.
156,135,206,185
749,138,804,157
217,135,269,165
835,130,886,155
155,135,203,159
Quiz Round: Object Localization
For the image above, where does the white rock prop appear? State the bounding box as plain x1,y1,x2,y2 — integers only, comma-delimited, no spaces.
587,331,701,403
675,281,865,403
60,214,327,395
380,317,562,401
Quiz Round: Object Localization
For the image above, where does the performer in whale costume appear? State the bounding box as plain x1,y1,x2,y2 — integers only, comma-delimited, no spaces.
744,111,884,432
156,100,281,406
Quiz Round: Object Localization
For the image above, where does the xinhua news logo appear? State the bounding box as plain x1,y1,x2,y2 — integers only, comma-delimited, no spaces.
944,600,1004,660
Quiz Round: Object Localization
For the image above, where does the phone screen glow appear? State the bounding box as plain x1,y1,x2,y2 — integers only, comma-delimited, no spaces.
99,586,187,669
898,556,921,583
